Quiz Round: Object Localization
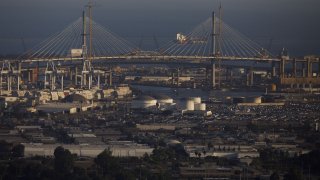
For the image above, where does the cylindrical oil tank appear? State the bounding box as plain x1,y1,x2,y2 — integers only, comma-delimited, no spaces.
253,96,262,104
131,95,157,109
232,97,245,104
199,103,206,111
186,99,195,111
271,84,277,92
192,97,201,104
246,96,262,104
194,103,206,111
154,94,174,105
194,103,200,110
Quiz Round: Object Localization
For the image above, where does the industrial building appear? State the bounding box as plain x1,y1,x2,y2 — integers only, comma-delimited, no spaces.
23,142,154,158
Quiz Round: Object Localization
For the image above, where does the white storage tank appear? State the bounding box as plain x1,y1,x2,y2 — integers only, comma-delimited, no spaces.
246,96,262,104
131,95,157,109
186,99,195,111
192,97,201,104
199,103,206,111
194,103,201,110
194,103,206,111
154,94,174,105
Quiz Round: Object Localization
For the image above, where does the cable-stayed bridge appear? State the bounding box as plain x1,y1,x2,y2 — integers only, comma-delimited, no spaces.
16,12,275,62
1,10,319,91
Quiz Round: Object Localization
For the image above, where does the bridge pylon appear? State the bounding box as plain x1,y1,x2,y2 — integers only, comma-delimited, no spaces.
210,11,217,89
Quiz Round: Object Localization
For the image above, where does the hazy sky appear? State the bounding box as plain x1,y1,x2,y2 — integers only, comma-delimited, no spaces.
0,0,319,56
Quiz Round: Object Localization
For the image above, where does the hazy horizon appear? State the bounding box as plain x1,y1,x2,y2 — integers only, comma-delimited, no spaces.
1,0,319,57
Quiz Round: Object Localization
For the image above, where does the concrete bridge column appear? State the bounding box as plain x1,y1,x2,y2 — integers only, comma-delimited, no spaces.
246,68,254,86
302,62,306,77
211,61,216,89
318,59,320,77
271,61,276,77
292,58,297,78
7,75,11,91
280,59,285,78
171,72,175,86
44,74,47,89
205,68,209,86
246,69,250,86
309,83,313,92
17,75,20,91
61,76,64,91
50,74,55,90
74,67,78,85
83,74,87,86
28,70,32,82
88,74,92,89
230,69,233,85
177,68,180,87
104,73,108,85
0,75,2,95
109,70,112,86
97,74,100,89
69,68,73,81
307,58,312,78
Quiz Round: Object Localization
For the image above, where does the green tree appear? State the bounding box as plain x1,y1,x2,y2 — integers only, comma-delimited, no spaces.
12,144,24,158
283,168,303,180
54,146,74,175
94,149,120,177
270,171,280,180
0,140,11,160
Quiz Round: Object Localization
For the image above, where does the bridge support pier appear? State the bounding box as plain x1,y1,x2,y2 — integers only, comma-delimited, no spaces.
28,70,32,82
171,71,175,86
177,68,180,87
81,60,93,89
97,73,100,89
211,61,216,89
280,58,285,78
109,69,112,86
246,68,254,86
307,58,312,78
61,76,64,91
271,62,276,77
292,58,297,78
318,59,320,77
69,68,73,81
302,62,306,78
74,67,78,86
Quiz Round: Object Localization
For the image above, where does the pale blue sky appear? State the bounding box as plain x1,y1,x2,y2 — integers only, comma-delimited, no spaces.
0,0,319,56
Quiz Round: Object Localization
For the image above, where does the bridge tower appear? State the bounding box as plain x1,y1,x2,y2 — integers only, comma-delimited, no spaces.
80,10,93,89
80,6,105,90
210,11,217,89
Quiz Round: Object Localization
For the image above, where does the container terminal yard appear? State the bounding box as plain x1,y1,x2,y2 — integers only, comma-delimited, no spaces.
0,2,319,180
